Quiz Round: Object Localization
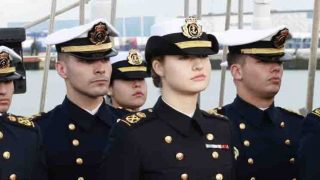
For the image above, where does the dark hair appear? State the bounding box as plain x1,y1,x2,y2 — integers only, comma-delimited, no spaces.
150,56,165,88
227,53,247,67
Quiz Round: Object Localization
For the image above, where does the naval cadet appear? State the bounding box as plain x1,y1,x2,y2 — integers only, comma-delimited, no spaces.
209,3,304,179
107,49,149,119
0,28,47,180
298,109,320,179
99,16,237,180
32,19,119,180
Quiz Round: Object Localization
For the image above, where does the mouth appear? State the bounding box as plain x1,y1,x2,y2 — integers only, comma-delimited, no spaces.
91,77,109,84
132,91,144,97
191,74,206,81
0,99,10,105
269,77,281,83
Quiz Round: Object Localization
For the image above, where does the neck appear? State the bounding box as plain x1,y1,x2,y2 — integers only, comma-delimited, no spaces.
66,91,103,111
161,87,198,115
237,88,274,108
111,100,139,111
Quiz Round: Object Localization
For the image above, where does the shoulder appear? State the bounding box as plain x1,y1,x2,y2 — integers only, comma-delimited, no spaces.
5,113,37,130
308,107,320,119
116,108,154,129
277,107,304,119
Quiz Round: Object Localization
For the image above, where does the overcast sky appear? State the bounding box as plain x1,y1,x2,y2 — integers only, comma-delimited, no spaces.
0,0,314,27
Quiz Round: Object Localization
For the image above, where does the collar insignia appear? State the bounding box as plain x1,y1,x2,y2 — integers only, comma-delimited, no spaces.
127,49,143,65
88,22,109,45
182,16,203,39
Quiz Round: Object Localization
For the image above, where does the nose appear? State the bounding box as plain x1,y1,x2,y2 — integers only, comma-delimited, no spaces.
270,62,282,73
0,83,8,96
132,80,142,88
192,57,205,71
94,59,107,74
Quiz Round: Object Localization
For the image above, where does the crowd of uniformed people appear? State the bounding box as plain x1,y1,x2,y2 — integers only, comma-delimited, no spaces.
0,2,320,180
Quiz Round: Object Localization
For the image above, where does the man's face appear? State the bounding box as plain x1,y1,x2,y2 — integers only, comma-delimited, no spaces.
57,55,112,99
0,80,14,113
109,79,147,110
236,55,284,99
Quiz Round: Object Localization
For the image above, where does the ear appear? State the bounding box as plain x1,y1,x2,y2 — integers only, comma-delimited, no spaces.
152,59,164,77
230,64,243,81
56,61,67,79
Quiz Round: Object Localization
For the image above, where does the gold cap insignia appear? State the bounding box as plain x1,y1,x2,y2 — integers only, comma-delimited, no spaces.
0,52,11,69
272,28,289,48
127,49,143,65
88,22,109,45
181,16,203,39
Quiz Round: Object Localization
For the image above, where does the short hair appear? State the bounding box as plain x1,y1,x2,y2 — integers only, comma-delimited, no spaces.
57,52,70,61
227,53,247,67
150,56,164,88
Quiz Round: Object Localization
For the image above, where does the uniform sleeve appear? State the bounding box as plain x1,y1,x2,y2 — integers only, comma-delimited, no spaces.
31,125,48,180
298,113,320,180
98,122,142,180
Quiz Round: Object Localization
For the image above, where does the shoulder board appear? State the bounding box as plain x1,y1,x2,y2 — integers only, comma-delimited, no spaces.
7,114,35,128
118,108,153,127
311,108,320,118
206,107,227,119
278,107,304,118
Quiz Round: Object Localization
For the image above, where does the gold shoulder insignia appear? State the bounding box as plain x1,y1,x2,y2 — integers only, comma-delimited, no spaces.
312,108,320,117
120,111,149,127
8,114,35,128
207,107,225,118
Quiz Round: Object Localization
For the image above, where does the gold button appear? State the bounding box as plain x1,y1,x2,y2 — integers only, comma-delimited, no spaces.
206,133,214,141
3,151,10,159
290,158,295,164
0,131,3,139
180,173,188,180
68,123,76,130
164,136,172,144
212,151,219,159
216,173,223,180
250,177,256,180
280,121,285,128
72,139,80,146
243,140,250,147
76,158,83,165
292,178,296,180
285,139,291,146
248,158,254,165
176,152,184,161
78,177,84,180
239,123,246,130
9,174,17,180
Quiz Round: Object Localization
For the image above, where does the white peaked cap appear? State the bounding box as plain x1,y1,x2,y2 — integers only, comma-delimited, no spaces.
0,46,22,61
45,18,119,45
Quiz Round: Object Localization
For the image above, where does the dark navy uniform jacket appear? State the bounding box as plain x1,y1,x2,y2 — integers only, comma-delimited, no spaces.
99,97,236,180
34,97,117,180
218,96,303,180
298,108,320,180
0,113,47,180
108,105,132,120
